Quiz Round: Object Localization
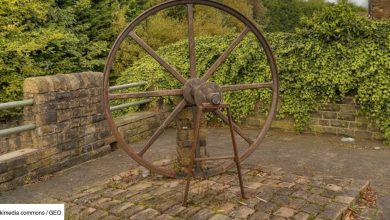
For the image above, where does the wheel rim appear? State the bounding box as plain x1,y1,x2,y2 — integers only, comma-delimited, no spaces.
103,0,279,178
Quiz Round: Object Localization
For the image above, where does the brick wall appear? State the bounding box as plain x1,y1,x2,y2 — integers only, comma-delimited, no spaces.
247,97,383,140
0,72,163,192
370,0,390,19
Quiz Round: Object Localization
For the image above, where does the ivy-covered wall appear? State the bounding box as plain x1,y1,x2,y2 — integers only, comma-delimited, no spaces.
117,3,390,143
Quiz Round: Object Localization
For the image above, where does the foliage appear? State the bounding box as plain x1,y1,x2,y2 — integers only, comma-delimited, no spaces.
111,0,267,81
263,0,331,32
117,3,390,143
0,0,146,118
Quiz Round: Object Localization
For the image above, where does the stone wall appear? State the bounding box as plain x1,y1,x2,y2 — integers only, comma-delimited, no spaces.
0,72,163,192
370,0,390,19
247,97,383,140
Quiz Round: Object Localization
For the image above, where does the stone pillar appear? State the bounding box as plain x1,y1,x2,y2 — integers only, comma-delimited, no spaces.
23,72,112,171
176,107,207,168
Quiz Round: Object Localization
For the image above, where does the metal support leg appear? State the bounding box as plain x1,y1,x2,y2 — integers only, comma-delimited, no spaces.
227,107,246,199
183,106,203,206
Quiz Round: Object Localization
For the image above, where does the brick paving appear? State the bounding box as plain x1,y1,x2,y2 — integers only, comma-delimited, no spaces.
57,162,369,220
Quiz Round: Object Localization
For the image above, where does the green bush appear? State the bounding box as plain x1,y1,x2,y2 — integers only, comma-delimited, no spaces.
117,3,390,143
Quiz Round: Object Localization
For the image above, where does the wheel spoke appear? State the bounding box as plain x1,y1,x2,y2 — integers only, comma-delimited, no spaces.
221,82,273,92
201,27,250,82
138,100,187,156
129,31,187,84
187,4,196,78
109,89,183,100
215,109,254,145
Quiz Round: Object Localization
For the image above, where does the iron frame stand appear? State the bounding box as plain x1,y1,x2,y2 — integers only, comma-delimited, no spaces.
182,103,246,206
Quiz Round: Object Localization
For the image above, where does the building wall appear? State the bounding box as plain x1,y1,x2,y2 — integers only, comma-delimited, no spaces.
370,0,390,19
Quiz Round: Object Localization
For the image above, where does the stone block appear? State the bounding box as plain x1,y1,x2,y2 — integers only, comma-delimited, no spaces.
340,104,357,113
23,77,52,94
35,94,56,104
57,110,72,123
340,97,355,104
311,125,337,135
35,103,57,113
337,113,355,121
36,111,57,126
349,122,367,130
321,111,337,119
318,120,330,126
330,120,348,128
320,104,340,112
36,125,57,137
336,128,355,137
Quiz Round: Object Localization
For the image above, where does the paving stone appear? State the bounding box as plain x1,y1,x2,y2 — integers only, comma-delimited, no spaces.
295,176,310,184
80,207,97,216
154,200,180,212
154,214,175,220
93,197,111,207
263,179,281,187
234,206,255,219
219,202,236,214
271,195,290,206
278,182,295,189
307,194,330,206
255,201,278,213
165,204,186,216
75,193,101,204
274,207,297,218
248,211,269,220
317,203,348,220
288,198,306,210
85,209,108,220
109,202,134,215
209,214,231,220
100,214,119,220
97,199,121,209
180,206,201,218
130,208,160,220
320,189,340,199
121,190,140,199
310,187,324,195
301,203,323,215
292,190,310,200
245,198,260,209
293,212,310,220
334,195,355,204
128,182,153,191
122,205,145,217
103,189,125,197
325,184,343,192
192,208,214,220
276,188,295,196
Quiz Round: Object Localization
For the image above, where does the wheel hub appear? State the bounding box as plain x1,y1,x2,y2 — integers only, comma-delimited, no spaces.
183,79,223,106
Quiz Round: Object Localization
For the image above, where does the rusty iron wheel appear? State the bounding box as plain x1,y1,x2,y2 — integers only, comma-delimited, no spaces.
103,0,279,178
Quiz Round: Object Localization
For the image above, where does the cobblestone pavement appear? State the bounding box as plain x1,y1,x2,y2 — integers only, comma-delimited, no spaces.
57,162,369,220
0,129,388,219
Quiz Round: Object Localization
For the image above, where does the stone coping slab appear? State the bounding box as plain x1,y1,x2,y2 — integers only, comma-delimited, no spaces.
54,162,369,220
